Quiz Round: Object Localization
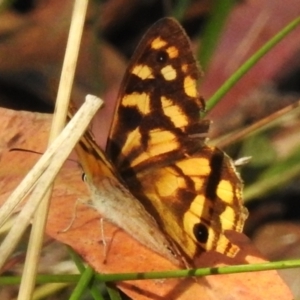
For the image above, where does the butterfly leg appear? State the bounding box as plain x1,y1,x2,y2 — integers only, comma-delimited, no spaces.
58,199,81,233
99,217,116,264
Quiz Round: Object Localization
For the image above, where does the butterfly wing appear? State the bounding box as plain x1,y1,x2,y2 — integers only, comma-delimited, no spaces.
132,146,248,260
106,18,248,263
71,118,183,266
106,18,210,172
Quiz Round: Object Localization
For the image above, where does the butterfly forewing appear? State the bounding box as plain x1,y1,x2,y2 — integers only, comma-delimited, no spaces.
106,18,210,172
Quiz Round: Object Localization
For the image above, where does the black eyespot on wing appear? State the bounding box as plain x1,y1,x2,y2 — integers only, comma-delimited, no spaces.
156,50,168,63
193,223,209,244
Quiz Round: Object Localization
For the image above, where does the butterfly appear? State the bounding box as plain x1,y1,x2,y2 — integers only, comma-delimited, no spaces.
70,17,248,267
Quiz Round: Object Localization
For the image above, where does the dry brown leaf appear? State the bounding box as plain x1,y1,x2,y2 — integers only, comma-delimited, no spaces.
0,107,293,299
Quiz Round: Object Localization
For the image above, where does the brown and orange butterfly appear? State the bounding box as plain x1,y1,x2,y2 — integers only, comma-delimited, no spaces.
70,18,248,267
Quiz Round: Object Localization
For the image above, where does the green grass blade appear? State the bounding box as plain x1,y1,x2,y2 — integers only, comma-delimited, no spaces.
1,258,300,287
93,259,300,282
0,275,79,285
106,284,123,300
206,16,300,112
198,0,236,71
171,0,192,21
68,247,105,300
69,266,94,300
244,144,300,201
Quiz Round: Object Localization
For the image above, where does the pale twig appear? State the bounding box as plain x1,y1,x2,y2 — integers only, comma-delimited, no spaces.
0,95,102,271
17,1,89,299
211,99,300,148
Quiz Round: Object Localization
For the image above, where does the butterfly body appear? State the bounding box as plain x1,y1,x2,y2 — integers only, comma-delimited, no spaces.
72,18,248,266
